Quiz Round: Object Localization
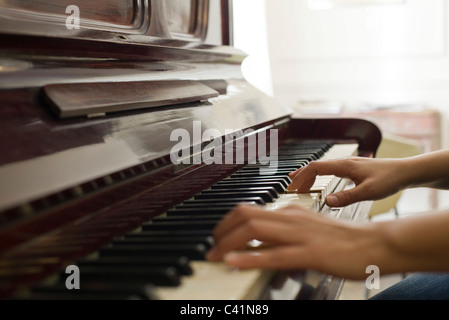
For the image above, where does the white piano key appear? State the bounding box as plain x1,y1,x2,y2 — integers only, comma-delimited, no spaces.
156,262,275,300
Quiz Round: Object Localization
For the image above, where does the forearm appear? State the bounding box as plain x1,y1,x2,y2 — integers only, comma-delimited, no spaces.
207,204,449,280
374,209,449,274
401,150,449,190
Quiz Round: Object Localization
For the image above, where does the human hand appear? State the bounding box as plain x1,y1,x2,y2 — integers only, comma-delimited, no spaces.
207,204,380,279
287,157,407,207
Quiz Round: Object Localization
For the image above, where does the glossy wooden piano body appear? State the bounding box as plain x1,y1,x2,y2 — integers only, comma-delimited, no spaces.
0,0,381,300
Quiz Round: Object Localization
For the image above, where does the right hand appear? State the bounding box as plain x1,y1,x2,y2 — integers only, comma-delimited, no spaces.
287,157,408,207
207,204,384,279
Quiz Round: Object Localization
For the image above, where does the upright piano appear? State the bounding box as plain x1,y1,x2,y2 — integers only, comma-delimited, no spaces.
0,0,381,300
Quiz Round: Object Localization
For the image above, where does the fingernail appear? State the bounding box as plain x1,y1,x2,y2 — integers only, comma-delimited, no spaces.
326,195,339,207
287,181,302,191
224,252,239,264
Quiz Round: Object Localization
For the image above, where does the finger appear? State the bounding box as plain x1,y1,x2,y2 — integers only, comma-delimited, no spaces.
209,216,305,262
212,204,267,240
294,176,317,194
287,161,324,191
207,224,253,262
223,246,312,270
287,160,352,192
213,204,301,240
288,167,304,179
325,183,369,207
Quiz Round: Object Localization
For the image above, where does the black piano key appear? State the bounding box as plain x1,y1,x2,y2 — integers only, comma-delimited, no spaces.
153,215,224,222
244,159,308,165
276,155,316,162
176,202,237,208
179,197,266,205
238,161,300,171
236,167,299,173
278,149,320,154
166,207,233,216
31,282,158,300
229,170,292,178
279,148,322,154
195,191,272,203
124,229,213,250
24,291,145,300
281,142,331,151
126,230,213,238
278,161,310,166
215,181,285,193
278,159,311,164
59,265,181,286
234,170,298,178
279,150,320,155
100,243,208,260
142,220,220,231
113,235,214,250
245,159,308,165
240,164,306,171
209,186,279,198
179,200,256,207
78,256,193,275
221,176,291,187
279,146,324,156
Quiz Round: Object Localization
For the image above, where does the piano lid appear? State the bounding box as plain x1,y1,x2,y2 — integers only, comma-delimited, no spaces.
0,0,214,44
0,0,294,214
0,0,243,89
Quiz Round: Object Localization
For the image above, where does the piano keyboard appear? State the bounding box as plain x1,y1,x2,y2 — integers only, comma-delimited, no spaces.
22,140,359,300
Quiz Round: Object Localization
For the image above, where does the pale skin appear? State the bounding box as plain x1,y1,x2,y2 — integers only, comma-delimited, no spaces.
207,150,449,280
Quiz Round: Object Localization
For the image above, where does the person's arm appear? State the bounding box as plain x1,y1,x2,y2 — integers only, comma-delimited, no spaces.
287,150,449,208
401,149,449,190
207,204,449,279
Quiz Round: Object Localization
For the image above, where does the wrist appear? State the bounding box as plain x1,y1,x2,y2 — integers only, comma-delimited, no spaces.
399,150,449,189
374,214,449,274
394,156,422,190
361,221,402,275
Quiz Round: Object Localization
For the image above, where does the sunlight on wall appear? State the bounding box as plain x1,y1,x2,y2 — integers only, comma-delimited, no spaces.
233,0,273,96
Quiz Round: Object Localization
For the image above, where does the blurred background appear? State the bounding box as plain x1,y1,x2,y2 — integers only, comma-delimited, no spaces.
232,0,449,299
233,0,446,149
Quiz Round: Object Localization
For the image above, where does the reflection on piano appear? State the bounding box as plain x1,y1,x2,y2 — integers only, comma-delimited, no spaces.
0,0,381,300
